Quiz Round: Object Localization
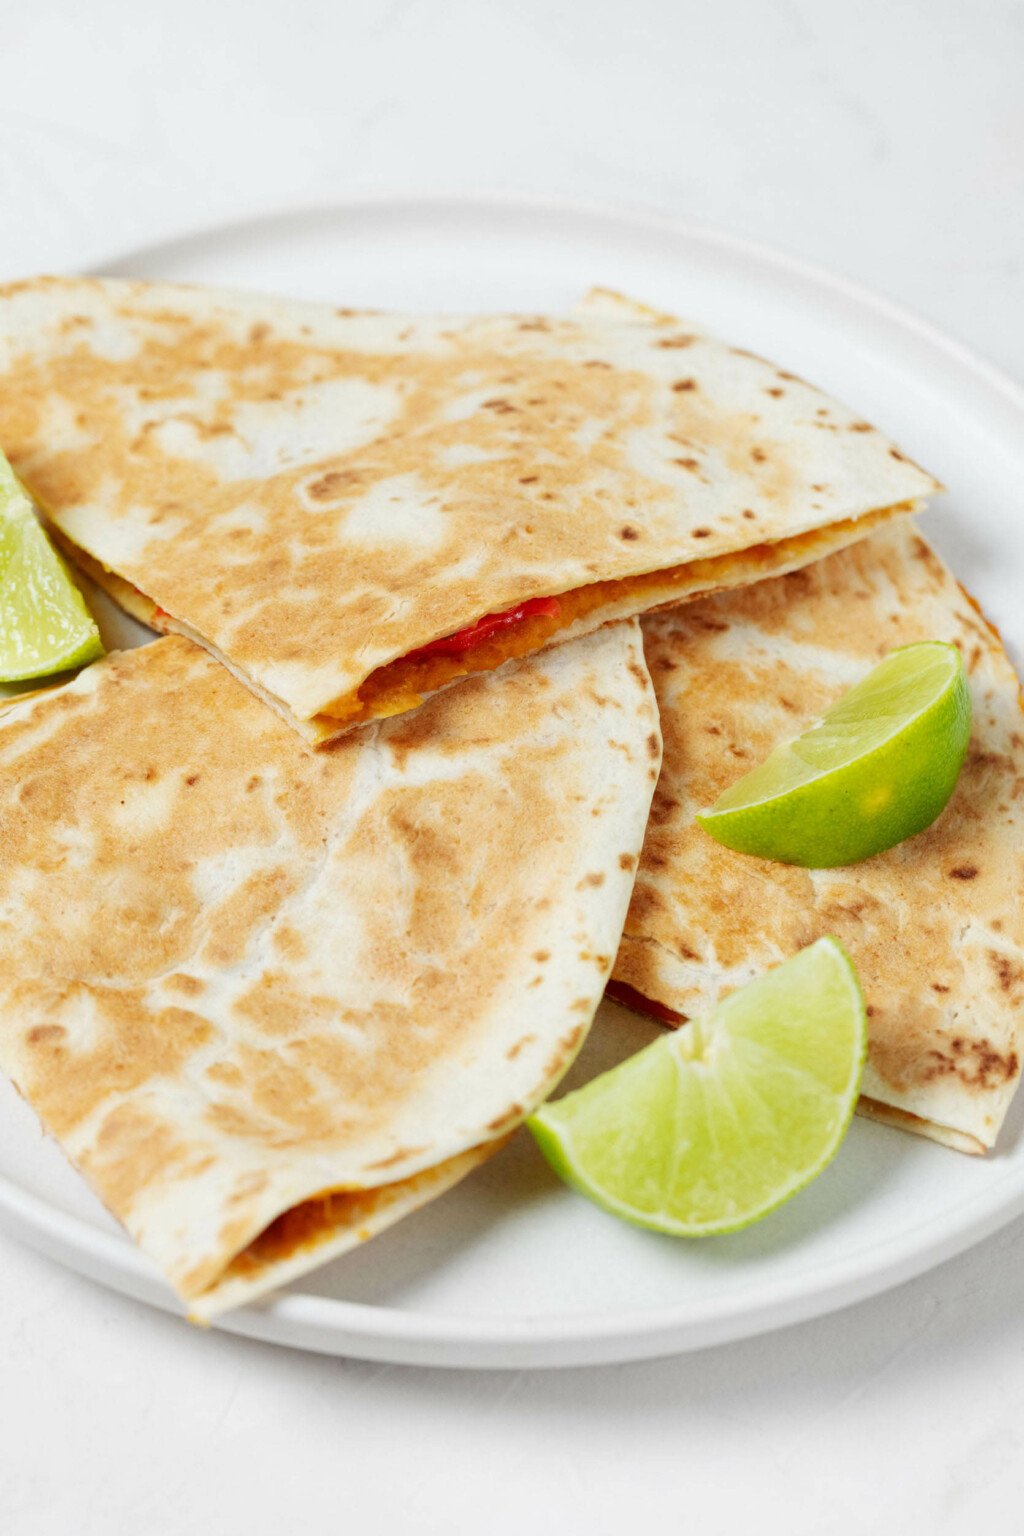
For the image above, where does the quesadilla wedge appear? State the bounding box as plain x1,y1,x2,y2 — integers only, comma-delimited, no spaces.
610,522,1024,1154
0,276,937,743
0,620,659,1318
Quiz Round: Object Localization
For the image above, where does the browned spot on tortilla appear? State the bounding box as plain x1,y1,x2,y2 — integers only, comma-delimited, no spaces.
164,973,205,996
486,1104,523,1133
648,793,679,828
948,864,978,880
672,379,697,392
989,950,1024,997
619,852,637,871
656,334,697,348
27,1023,66,1046
674,457,700,471
578,872,605,889
206,1061,244,1087
367,1145,427,1172
692,528,711,538
751,447,767,463
307,471,350,501
507,1033,536,1060
620,525,639,540
922,1036,1020,1088
532,950,550,963
541,1024,586,1085
272,923,309,962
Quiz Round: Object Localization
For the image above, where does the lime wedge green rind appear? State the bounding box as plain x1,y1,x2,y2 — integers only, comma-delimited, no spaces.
696,641,971,868
0,453,104,683
529,939,866,1237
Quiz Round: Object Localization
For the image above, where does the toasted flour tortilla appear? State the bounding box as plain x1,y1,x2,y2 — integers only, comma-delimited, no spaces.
611,522,1024,1154
0,276,936,742
0,621,659,1317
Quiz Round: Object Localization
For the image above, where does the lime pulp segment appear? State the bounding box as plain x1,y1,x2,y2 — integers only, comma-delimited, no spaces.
696,641,972,867
529,938,867,1236
0,452,104,683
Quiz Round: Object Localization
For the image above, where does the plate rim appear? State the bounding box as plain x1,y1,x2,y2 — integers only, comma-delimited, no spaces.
4,1144,1024,1368
4,188,1023,1368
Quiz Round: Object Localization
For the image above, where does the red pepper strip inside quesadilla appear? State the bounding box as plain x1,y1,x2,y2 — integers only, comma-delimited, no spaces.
404,596,562,661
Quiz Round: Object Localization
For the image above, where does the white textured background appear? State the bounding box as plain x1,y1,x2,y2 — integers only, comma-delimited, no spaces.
2,2,1024,1531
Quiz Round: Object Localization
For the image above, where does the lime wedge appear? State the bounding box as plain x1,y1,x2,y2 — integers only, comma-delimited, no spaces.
0,452,104,683
529,939,866,1235
696,641,971,867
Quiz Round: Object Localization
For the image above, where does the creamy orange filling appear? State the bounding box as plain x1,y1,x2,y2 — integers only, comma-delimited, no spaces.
218,1187,377,1283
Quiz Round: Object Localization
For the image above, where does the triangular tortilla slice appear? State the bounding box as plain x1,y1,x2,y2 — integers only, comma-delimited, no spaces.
0,276,937,743
610,522,1024,1154
0,621,659,1317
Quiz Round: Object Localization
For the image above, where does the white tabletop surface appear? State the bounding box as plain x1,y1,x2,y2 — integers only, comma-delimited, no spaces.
3,2,1024,1531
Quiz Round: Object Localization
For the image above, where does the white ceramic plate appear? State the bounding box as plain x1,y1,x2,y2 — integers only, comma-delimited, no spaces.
2,194,1024,1370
